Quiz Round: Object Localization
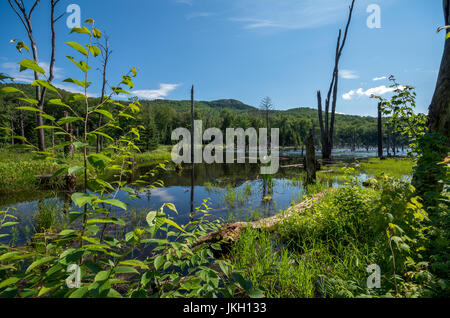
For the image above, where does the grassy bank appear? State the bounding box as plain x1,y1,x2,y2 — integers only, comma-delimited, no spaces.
0,145,172,194
230,175,448,298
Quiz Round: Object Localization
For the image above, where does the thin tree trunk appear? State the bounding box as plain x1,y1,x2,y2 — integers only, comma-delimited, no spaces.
10,110,15,146
305,130,317,184
377,102,383,158
19,108,25,144
190,85,195,219
97,35,111,153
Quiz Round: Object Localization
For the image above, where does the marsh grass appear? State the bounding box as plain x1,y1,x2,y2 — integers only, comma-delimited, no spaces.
0,146,172,194
356,158,415,177
32,201,69,234
229,185,401,298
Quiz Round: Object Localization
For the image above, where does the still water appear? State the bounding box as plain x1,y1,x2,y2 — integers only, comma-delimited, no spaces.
0,149,405,244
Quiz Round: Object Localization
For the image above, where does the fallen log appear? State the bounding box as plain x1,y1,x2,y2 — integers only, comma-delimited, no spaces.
191,191,327,250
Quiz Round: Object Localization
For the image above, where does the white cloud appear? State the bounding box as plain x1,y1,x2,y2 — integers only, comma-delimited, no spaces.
340,69,359,79
373,76,387,81
175,0,192,5
186,12,213,20
53,82,98,98
1,61,64,83
229,0,354,30
342,85,406,100
133,83,181,100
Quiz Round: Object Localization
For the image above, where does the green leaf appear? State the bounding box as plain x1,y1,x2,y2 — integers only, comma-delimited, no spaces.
94,109,114,120
446,33,450,40
164,218,185,233
146,211,157,226
0,277,20,289
18,59,45,74
1,222,19,227
106,288,122,298
65,41,88,56
87,218,125,226
71,192,97,208
66,56,91,73
154,255,164,270
96,199,127,210
93,28,102,38
17,97,38,105
114,266,139,274
26,257,55,273
119,260,149,269
68,166,85,175
32,80,58,93
63,78,90,88
86,44,101,57
48,99,70,108
0,87,24,95
89,131,114,141
248,288,265,298
68,93,87,103
70,27,91,35
41,114,56,121
163,203,178,214
16,106,42,113
95,270,110,282
57,116,83,125
0,252,18,261
69,286,89,298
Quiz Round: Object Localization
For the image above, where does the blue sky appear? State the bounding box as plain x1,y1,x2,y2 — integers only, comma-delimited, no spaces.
0,0,446,116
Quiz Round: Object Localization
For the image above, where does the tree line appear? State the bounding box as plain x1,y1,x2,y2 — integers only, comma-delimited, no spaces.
0,83,410,155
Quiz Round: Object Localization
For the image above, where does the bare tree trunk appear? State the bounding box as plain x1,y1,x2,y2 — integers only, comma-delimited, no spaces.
317,0,355,160
190,85,195,219
64,111,74,157
429,0,450,144
8,0,63,152
19,108,25,144
305,130,317,184
377,102,383,158
10,110,15,146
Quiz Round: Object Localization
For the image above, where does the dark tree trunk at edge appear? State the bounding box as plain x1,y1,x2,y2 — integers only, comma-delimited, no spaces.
428,0,450,144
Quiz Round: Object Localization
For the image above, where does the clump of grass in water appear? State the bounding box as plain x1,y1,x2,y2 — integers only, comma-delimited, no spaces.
32,201,68,233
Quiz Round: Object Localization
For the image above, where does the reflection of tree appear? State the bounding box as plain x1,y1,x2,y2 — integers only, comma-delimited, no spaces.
261,175,274,214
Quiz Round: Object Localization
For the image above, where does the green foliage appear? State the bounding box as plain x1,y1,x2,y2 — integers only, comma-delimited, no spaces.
0,20,249,299
372,76,427,152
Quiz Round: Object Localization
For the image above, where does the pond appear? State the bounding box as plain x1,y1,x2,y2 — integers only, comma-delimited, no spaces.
0,148,409,245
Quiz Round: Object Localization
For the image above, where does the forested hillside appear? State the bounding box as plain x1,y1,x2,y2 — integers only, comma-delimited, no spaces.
0,83,409,152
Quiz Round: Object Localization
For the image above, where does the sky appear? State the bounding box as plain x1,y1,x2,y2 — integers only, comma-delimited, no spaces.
0,0,447,116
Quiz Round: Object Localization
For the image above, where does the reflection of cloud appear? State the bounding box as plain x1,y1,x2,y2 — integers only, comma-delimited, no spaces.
149,189,177,202
342,85,405,100
132,83,181,100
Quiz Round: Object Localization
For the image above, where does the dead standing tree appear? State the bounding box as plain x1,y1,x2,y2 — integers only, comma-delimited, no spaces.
8,0,64,151
317,0,355,160
260,96,273,146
